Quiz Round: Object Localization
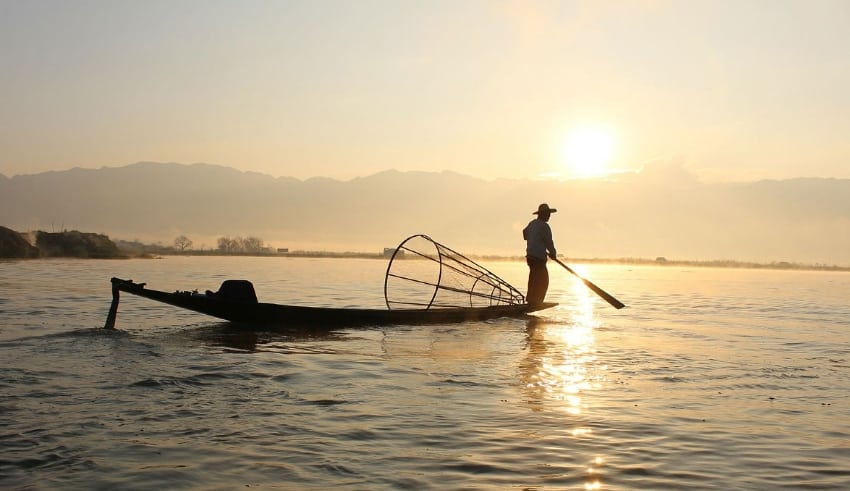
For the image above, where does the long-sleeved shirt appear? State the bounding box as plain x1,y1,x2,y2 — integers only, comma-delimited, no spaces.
523,218,556,260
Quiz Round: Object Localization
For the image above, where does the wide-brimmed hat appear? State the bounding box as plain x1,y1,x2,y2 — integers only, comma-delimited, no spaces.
532,203,557,215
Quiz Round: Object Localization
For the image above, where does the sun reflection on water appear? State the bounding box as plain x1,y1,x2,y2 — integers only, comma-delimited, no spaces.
521,279,608,488
523,282,602,414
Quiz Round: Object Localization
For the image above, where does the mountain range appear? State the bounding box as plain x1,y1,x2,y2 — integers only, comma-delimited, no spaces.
2,162,849,265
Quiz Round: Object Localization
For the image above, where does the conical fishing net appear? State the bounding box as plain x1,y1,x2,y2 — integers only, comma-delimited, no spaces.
384,235,525,310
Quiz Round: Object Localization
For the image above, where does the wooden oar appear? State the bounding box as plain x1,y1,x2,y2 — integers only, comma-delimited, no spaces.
553,257,625,309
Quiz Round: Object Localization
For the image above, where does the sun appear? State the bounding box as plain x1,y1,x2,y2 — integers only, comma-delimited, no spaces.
562,127,615,179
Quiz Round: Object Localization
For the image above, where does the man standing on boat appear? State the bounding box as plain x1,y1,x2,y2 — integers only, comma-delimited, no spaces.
523,203,558,305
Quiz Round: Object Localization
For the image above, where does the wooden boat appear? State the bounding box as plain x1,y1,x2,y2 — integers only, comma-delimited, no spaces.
104,277,555,328
104,235,556,329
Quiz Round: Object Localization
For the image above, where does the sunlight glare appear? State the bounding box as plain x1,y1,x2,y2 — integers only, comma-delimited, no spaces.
572,427,593,437
562,126,615,179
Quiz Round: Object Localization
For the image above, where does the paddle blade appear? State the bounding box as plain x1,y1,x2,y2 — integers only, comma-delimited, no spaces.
554,258,626,309
580,277,625,309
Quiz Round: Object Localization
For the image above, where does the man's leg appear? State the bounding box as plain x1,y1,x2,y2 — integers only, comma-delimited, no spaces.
527,258,548,305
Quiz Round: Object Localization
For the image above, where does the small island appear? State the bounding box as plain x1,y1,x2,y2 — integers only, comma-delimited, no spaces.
0,226,123,259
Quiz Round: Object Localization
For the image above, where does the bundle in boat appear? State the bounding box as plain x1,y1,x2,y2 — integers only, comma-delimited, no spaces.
384,234,525,310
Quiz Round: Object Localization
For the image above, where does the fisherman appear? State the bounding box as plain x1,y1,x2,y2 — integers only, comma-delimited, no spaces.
522,203,558,305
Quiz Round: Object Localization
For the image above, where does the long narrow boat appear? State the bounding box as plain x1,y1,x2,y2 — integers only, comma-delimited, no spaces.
103,235,556,329
104,277,555,328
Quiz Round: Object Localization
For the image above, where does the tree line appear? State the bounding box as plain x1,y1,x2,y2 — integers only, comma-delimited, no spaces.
173,235,267,254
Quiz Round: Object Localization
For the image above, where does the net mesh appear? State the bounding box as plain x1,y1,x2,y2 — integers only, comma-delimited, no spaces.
383,235,525,310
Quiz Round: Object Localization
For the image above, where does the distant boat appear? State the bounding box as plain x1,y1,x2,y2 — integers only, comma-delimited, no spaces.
104,235,555,330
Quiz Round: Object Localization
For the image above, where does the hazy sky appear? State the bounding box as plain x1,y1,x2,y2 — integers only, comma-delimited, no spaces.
2,0,849,182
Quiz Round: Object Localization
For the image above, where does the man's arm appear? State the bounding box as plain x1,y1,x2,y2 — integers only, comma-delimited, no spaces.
545,224,557,258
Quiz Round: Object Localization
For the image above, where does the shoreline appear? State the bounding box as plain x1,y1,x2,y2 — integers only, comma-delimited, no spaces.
4,227,848,271
141,250,850,272
5,248,848,272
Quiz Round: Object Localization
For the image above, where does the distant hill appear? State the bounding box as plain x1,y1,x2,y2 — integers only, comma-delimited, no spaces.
1,161,849,266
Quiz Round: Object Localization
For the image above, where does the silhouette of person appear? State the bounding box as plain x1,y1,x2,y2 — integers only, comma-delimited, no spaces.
523,203,557,305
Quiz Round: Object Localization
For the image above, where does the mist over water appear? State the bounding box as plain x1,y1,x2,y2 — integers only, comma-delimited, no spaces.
2,257,849,489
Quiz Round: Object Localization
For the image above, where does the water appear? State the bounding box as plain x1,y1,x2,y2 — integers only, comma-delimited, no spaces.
2,256,849,490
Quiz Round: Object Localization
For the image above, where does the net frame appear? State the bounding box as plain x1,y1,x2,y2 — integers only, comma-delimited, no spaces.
383,234,525,310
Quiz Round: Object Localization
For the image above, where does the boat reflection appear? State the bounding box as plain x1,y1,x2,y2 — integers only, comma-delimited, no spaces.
183,323,353,352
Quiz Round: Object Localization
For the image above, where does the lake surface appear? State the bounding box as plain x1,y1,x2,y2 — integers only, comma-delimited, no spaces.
2,256,849,490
